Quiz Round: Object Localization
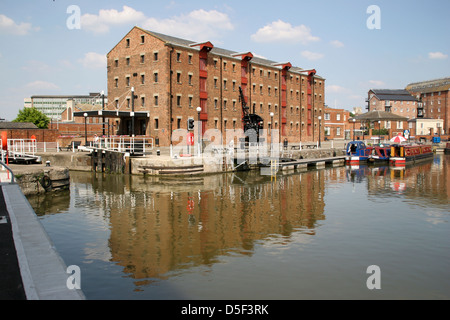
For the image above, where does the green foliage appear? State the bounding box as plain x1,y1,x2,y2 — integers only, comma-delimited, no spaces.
13,107,50,129
372,128,389,135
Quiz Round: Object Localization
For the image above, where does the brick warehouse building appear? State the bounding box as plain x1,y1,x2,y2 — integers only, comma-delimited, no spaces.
406,77,450,136
104,27,325,147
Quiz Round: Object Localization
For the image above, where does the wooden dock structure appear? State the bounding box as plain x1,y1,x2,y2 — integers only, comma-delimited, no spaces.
266,156,346,170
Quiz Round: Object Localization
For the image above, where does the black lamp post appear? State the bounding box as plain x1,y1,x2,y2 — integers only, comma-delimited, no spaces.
84,112,88,146
318,116,322,148
352,118,356,140
101,91,105,136
196,107,202,155
378,120,381,144
270,112,274,156
131,87,135,137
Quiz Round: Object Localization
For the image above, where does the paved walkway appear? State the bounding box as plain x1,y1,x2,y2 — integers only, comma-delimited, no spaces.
0,186,26,299
0,183,84,300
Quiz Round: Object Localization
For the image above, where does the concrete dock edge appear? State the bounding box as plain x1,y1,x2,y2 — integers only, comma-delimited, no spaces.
2,183,85,300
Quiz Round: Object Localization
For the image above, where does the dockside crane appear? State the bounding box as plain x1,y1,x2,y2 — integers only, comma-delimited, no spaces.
239,86,264,142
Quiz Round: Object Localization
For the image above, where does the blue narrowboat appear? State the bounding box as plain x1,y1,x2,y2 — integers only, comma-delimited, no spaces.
345,141,372,164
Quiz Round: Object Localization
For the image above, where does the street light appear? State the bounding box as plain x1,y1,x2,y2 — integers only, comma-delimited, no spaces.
318,116,322,148
131,87,135,137
83,112,88,146
352,118,356,141
101,90,105,136
378,120,381,144
196,107,202,155
270,112,274,156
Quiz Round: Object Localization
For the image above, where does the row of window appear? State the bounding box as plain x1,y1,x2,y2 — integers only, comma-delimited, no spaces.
113,73,323,103
423,91,444,97
114,93,321,117
125,35,147,47
423,100,443,106
119,38,323,88
324,113,347,121
152,117,315,132
373,100,417,105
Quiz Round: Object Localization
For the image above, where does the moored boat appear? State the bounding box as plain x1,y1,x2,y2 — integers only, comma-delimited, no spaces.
370,145,391,163
345,141,372,165
389,144,433,166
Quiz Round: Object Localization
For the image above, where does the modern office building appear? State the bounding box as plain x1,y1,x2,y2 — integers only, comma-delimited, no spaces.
105,26,326,147
24,93,107,121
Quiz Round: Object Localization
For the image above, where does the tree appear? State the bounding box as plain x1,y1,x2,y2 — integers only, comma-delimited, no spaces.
13,107,50,129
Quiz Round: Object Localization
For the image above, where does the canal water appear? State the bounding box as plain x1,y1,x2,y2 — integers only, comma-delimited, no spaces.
27,155,450,300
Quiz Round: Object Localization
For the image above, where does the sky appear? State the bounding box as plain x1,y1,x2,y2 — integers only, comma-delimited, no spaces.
0,0,449,121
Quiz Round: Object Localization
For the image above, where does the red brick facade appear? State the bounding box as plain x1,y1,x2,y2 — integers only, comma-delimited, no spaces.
1,129,59,142
106,27,325,146
323,107,351,140
367,89,418,120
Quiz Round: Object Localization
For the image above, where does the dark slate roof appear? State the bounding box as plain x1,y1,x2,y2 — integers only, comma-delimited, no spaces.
0,122,38,129
142,28,323,79
354,110,409,121
370,89,417,101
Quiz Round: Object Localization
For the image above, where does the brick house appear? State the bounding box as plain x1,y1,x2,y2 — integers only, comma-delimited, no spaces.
367,89,418,120
105,27,325,147
323,107,351,140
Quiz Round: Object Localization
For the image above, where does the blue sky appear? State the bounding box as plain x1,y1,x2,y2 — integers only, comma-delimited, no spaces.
0,0,449,121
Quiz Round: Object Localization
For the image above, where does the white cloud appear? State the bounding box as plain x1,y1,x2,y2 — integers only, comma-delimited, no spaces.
349,95,365,101
80,6,234,41
251,20,320,44
428,51,448,60
301,50,324,61
78,52,107,69
21,60,51,73
0,14,36,35
326,85,350,94
142,9,234,41
24,81,59,90
81,6,146,34
330,40,344,48
368,80,385,87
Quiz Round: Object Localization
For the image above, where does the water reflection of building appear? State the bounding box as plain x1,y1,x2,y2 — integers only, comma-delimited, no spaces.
90,170,327,281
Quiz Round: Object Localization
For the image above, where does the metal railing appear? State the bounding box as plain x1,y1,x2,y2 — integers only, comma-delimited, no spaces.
0,157,15,183
7,139,37,155
95,137,154,154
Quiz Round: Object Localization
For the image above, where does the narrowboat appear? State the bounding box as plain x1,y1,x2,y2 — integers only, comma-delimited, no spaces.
389,144,434,166
345,141,372,165
370,145,391,163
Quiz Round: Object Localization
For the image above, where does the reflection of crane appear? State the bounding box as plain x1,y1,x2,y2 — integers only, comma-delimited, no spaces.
239,86,264,141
